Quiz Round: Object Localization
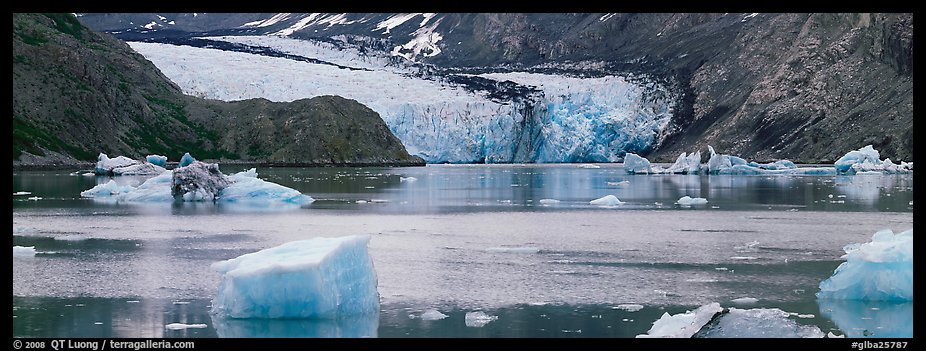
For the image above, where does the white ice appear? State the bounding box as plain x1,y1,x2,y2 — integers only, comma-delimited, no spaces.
816,229,913,301
590,195,624,206
538,199,560,205
13,246,37,257
615,304,644,312
697,307,825,338
730,297,759,305
418,309,449,321
464,311,498,327
211,235,378,318
400,176,418,182
95,153,140,175
636,302,722,338
164,323,208,330
676,196,708,206
112,163,166,176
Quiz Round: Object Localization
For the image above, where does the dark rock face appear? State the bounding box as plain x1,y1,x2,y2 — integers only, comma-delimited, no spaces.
12,13,423,167
171,161,230,200
77,12,912,163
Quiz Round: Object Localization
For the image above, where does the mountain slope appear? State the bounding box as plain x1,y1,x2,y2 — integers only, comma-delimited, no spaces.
13,13,423,167
77,13,913,163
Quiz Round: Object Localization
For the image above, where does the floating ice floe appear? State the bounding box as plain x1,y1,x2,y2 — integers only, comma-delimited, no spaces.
730,297,759,305
578,164,601,169
13,246,36,257
538,198,560,205
676,196,708,206
623,151,700,174
607,180,630,186
835,145,913,175
211,235,378,319
94,153,166,176
639,303,830,338
636,302,723,338
614,304,644,312
464,311,498,327
13,191,31,196
816,229,913,301
399,176,418,182
590,195,624,206
164,323,208,330
81,158,314,207
418,309,449,321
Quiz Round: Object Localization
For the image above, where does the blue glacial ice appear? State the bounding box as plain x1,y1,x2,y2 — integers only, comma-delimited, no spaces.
211,235,379,319
835,145,913,175
146,154,168,167
220,168,316,205
817,299,912,338
179,152,196,167
816,229,913,301
212,314,379,338
80,180,136,198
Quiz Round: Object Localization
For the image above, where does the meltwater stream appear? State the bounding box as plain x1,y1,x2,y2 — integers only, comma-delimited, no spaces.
12,164,913,337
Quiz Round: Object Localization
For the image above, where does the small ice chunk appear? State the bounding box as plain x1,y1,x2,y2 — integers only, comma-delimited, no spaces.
27,196,42,201
731,297,759,305
816,229,913,301
112,163,166,176
13,246,37,257
146,154,168,167
95,153,140,175
179,152,196,167
578,164,600,169
80,180,135,198
419,309,449,321
464,311,498,327
590,195,624,206
665,151,701,174
607,180,630,186
636,302,723,338
400,176,418,182
485,247,540,254
13,191,31,196
211,235,379,319
615,304,644,312
538,199,560,205
165,323,208,330
827,332,845,338
796,314,815,319
676,196,708,206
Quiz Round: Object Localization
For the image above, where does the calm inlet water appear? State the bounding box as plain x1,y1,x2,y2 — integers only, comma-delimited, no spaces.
12,164,913,338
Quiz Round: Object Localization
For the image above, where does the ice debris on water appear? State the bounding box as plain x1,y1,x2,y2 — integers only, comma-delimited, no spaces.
94,153,166,176
211,235,378,319
538,198,560,205
816,229,913,301
615,304,644,312
80,180,135,197
578,164,601,169
13,246,37,257
399,176,418,182
834,145,912,175
676,196,708,206
165,323,208,330
694,307,825,338
464,311,498,327
636,302,723,338
731,297,759,305
590,195,624,206
179,152,196,167
418,309,449,321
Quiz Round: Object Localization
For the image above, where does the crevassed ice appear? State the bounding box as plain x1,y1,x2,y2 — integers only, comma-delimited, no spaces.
211,235,379,319
128,40,673,163
816,229,913,301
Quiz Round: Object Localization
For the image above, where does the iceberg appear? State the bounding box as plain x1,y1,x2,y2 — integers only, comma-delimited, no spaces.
664,151,701,174
590,195,624,206
171,161,231,201
419,309,449,321
464,311,498,327
80,180,135,197
614,304,644,312
636,302,722,338
164,323,208,330
816,229,913,301
622,153,656,174
834,145,913,175
538,198,560,205
211,235,379,319
694,307,825,338
146,154,168,167
730,297,759,305
112,163,167,176
676,196,708,206
95,153,140,175
179,152,196,167
623,152,699,174
13,246,37,257
399,176,417,182
706,146,749,174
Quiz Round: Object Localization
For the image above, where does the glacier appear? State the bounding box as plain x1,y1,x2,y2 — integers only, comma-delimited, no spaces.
210,235,379,319
127,38,674,163
816,229,913,301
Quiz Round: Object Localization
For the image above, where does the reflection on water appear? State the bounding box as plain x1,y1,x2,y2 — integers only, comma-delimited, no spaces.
818,299,913,338
212,314,379,338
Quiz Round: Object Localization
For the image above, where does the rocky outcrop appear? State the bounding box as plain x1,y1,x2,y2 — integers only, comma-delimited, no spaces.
13,13,423,168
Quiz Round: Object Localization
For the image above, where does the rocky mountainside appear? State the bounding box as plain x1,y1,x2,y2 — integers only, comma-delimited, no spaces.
12,13,423,167
77,13,913,163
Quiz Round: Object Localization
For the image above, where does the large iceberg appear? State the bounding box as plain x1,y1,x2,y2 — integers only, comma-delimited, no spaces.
835,145,913,175
81,160,314,206
816,229,913,301
211,235,379,319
